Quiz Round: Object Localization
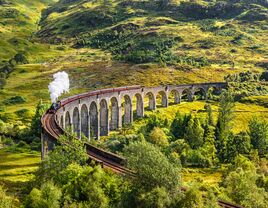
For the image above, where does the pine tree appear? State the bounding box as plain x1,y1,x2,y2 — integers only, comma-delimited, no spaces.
249,117,268,156
202,125,217,166
185,117,204,149
215,90,235,162
204,103,214,126
171,112,191,140
31,100,49,137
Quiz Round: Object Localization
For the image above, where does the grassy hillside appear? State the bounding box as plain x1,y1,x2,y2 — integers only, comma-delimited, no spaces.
0,0,267,125
38,0,268,71
0,0,60,63
131,100,268,134
0,149,40,203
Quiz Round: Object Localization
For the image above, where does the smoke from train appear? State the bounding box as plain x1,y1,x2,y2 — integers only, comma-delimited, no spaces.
48,71,70,103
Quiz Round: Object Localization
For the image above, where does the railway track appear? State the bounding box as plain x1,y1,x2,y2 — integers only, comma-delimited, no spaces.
42,112,132,175
42,111,243,208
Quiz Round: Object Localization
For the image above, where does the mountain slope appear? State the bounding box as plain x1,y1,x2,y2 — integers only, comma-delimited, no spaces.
0,0,57,63
38,0,268,71
0,0,268,124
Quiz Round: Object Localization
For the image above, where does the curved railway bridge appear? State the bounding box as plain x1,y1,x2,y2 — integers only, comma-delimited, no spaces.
41,82,243,208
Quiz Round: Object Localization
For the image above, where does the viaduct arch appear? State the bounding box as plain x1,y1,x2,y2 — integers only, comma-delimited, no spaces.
55,83,227,140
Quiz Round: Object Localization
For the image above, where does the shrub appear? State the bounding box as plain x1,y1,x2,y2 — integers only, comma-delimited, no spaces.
25,182,62,208
224,168,268,207
103,134,144,153
3,96,26,105
3,137,15,147
0,186,16,208
17,140,30,149
148,127,169,147
15,109,33,120
0,113,17,122
61,164,121,208
194,39,216,49
13,53,28,64
185,149,212,167
237,7,268,21
0,78,6,89
0,104,5,112
137,187,171,208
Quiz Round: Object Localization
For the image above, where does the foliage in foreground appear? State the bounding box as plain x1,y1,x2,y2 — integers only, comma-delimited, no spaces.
0,186,16,208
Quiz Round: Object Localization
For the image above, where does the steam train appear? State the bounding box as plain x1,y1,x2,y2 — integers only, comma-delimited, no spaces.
48,85,142,113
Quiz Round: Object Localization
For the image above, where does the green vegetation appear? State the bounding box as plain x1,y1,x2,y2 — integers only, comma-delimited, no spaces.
0,0,268,207
39,0,268,69
101,90,268,207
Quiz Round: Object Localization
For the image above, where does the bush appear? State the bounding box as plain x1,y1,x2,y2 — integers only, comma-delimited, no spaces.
237,7,268,21
137,187,171,208
224,168,268,207
178,1,245,20
0,78,6,89
103,134,144,153
0,113,17,122
25,182,62,208
15,109,34,121
61,164,121,208
0,104,6,112
2,138,14,147
185,149,212,167
17,140,30,149
13,53,28,64
3,96,26,105
123,141,181,191
148,127,169,147
0,186,16,208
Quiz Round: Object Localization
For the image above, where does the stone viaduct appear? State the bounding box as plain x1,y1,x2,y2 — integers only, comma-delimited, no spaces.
54,82,227,140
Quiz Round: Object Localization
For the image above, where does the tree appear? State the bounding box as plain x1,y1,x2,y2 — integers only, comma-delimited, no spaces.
123,141,181,192
215,90,235,162
31,134,122,208
171,112,191,140
61,164,121,208
148,127,169,147
224,168,268,208
200,125,217,166
204,103,214,126
177,185,204,208
248,117,268,156
145,115,169,134
137,187,171,208
31,100,49,137
25,182,62,208
226,132,251,162
184,117,204,149
34,134,88,186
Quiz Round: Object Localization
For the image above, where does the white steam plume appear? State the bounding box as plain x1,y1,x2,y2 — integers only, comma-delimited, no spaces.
48,71,70,103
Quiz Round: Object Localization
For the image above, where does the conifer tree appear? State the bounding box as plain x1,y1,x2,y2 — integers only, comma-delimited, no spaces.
215,90,235,162
185,117,204,149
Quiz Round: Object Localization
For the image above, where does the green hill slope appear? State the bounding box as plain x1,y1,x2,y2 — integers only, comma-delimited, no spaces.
0,0,59,62
0,0,268,124
38,0,268,70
